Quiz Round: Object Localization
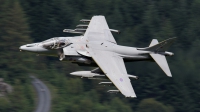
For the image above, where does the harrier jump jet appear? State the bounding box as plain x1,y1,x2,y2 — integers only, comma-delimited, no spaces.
19,16,176,98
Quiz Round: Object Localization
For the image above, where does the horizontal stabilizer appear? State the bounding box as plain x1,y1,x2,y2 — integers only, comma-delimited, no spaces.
150,53,172,77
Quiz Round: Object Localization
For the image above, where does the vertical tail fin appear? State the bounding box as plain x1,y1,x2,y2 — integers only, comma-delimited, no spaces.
138,37,176,52
149,39,158,47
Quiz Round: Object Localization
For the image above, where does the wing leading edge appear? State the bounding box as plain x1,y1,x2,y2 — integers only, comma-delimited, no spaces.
87,48,136,98
83,16,117,44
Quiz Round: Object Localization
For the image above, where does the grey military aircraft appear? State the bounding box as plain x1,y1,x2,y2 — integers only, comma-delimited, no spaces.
19,16,176,98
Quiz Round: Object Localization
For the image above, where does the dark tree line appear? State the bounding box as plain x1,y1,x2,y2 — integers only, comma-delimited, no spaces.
0,0,199,111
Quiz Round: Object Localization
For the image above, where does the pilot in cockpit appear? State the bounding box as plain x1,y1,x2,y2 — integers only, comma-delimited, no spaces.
42,37,70,49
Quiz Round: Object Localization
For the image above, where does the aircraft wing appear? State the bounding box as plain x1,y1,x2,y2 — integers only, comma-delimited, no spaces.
87,48,136,98
84,16,117,44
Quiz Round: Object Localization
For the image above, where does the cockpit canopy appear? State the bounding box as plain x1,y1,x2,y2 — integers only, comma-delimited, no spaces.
42,37,71,49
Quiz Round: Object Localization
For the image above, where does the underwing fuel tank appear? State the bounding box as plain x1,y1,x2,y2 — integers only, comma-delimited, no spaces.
70,71,106,78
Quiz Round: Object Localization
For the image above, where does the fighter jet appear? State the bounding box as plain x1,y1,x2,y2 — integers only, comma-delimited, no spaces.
19,15,176,98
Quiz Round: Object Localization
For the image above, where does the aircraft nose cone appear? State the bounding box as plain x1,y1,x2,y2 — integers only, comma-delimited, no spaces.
19,45,27,51
19,43,49,52
19,44,38,52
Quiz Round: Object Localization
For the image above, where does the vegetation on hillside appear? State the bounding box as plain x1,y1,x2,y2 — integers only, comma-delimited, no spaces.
0,0,200,111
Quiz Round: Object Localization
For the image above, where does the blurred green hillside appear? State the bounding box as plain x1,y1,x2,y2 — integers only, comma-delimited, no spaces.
0,0,200,111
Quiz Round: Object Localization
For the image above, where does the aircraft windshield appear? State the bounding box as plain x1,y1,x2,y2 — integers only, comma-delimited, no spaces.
42,38,71,49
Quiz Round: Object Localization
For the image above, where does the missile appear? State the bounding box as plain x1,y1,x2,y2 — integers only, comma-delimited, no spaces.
107,90,120,93
109,29,120,34
128,74,138,79
63,29,84,34
76,24,88,28
75,28,86,32
88,78,107,80
80,19,90,23
99,82,113,86
99,82,112,85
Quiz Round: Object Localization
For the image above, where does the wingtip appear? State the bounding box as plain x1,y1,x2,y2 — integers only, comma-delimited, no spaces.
167,75,172,77
165,71,172,77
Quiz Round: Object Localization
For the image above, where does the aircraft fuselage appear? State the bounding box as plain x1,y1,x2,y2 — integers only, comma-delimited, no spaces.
20,36,153,66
